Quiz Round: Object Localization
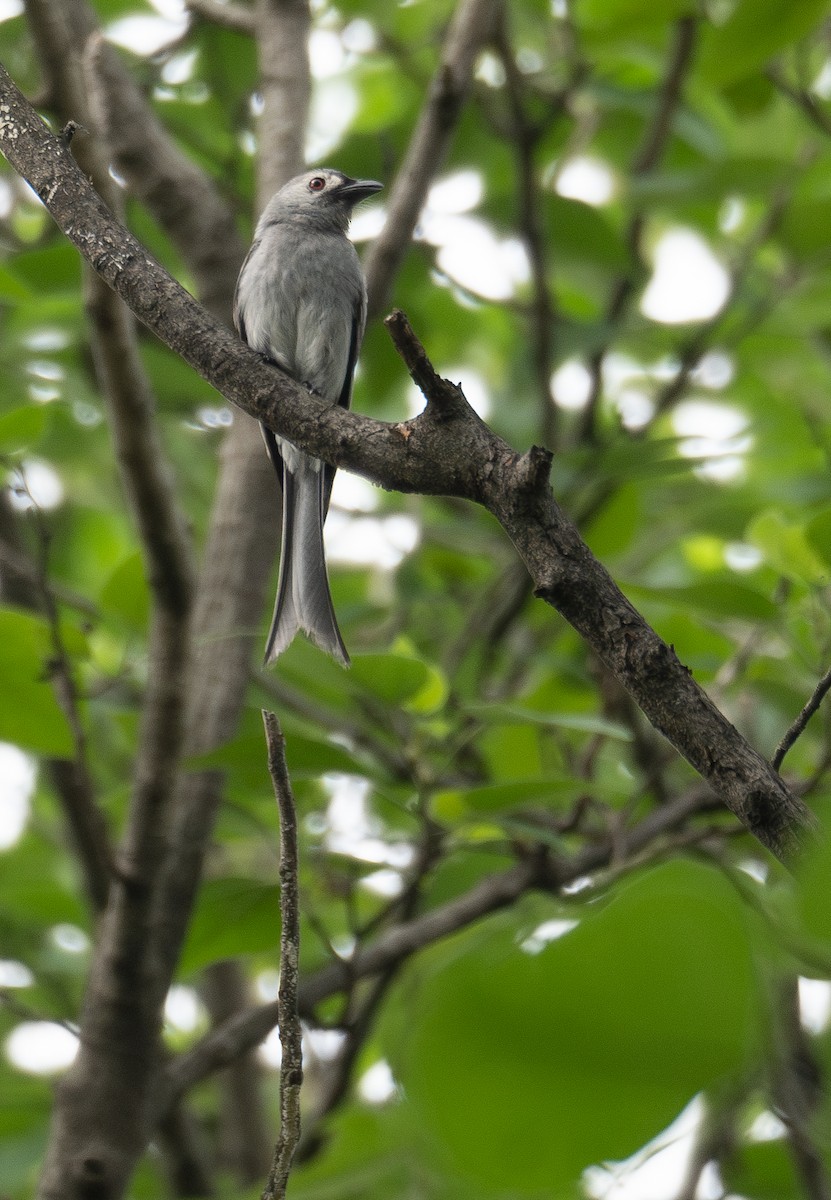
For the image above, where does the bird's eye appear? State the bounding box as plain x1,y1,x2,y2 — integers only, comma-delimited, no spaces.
308,176,326,192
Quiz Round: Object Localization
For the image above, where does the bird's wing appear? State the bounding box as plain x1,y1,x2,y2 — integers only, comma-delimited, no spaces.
261,423,285,497
232,236,259,340
323,292,365,515
235,241,287,495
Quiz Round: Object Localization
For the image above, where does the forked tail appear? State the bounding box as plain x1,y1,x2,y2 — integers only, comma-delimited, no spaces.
264,458,349,666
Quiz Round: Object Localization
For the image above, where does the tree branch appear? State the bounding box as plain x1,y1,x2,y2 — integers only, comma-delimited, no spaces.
772,977,830,1200
261,712,303,1200
81,28,246,318
20,9,198,1194
773,663,831,771
578,14,698,443
363,0,501,318
0,66,815,864
160,785,718,1104
185,0,255,35
254,0,311,206
200,960,272,1181
3,481,113,914
494,11,566,449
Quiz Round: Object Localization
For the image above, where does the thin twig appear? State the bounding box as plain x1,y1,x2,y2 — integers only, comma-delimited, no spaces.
494,12,563,449
0,988,79,1035
768,64,831,139
773,663,831,771
363,0,502,318
16,472,112,913
262,711,303,1200
577,15,698,443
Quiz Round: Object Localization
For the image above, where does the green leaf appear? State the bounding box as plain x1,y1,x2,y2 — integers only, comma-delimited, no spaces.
721,1139,801,1199
544,195,630,271
805,506,831,570
0,266,32,302
748,510,828,587
179,877,281,975
349,654,431,705
470,703,632,740
697,0,830,88
794,818,831,966
99,552,150,632
396,859,762,1192
577,0,691,31
626,580,778,621
433,775,612,821
350,60,420,134
404,660,449,715
0,607,74,756
0,405,47,455
190,725,365,784
285,734,367,777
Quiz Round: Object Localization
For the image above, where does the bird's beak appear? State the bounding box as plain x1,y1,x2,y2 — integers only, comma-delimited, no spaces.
339,177,383,203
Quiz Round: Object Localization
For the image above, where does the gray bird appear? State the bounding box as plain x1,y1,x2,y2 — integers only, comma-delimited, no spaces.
234,168,382,666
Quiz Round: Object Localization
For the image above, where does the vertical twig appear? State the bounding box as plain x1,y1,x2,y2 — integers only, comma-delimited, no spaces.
262,711,303,1200
14,473,113,913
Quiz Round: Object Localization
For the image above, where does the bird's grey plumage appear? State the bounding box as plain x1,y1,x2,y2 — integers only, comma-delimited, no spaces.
234,168,381,666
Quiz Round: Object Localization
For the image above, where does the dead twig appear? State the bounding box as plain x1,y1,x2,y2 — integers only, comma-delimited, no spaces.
261,711,303,1200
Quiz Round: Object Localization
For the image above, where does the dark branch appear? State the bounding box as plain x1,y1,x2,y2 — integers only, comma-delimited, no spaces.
578,14,699,443
363,0,501,317
261,712,303,1200
185,0,255,34
773,663,831,771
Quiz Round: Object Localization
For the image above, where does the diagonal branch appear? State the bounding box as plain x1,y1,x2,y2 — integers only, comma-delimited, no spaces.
773,663,831,771
81,29,245,318
577,14,698,443
363,0,502,317
493,11,568,450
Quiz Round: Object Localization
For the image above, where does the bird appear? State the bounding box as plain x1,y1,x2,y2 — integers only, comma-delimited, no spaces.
233,168,382,667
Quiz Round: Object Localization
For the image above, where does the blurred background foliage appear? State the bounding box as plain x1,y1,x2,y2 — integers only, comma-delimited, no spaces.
4,0,831,1196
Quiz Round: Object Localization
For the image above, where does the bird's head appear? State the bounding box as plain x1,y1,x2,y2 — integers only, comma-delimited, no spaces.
265,169,383,231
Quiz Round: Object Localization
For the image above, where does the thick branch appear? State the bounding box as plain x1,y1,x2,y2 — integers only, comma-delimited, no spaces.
363,0,501,317
81,29,245,319
255,0,310,205
20,13,198,1196
0,67,815,864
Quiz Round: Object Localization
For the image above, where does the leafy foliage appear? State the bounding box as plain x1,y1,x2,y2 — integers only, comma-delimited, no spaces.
3,0,831,1196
